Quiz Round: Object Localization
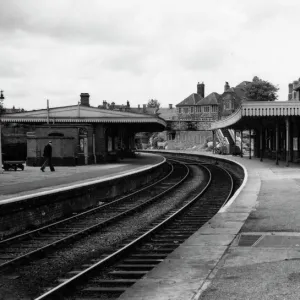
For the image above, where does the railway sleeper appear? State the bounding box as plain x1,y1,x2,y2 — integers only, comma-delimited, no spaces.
122,258,164,264
82,286,127,293
135,248,176,253
150,238,186,243
109,270,147,278
116,264,156,270
154,234,191,238
129,253,167,259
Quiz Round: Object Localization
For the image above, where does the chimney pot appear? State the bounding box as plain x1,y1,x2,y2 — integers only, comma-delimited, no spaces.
224,82,230,92
80,93,90,106
169,104,173,109
143,104,146,113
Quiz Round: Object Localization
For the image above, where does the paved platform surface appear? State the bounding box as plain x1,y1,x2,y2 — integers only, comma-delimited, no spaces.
0,153,164,202
118,152,300,300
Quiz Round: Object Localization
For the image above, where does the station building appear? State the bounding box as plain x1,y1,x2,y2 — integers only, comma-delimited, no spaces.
2,93,165,166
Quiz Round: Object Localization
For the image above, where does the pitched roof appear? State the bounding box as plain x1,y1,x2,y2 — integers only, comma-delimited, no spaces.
157,107,177,120
129,107,158,115
1,105,166,127
235,81,251,88
197,92,221,105
176,93,203,106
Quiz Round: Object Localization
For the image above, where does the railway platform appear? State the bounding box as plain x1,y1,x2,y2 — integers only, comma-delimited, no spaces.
118,152,300,300
0,153,164,203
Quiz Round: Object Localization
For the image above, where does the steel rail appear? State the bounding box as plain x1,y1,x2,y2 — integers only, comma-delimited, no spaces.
34,162,213,300
0,162,189,270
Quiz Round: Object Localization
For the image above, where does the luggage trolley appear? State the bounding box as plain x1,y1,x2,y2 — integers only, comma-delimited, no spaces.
2,149,26,171
3,160,25,171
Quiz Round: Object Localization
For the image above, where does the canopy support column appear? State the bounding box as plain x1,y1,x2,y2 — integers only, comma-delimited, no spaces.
286,117,290,167
276,121,279,165
240,130,243,157
234,130,237,155
213,130,216,154
249,129,251,159
260,125,263,162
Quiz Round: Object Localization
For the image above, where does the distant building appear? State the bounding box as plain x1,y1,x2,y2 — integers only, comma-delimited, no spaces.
155,81,251,150
4,106,25,113
288,79,300,101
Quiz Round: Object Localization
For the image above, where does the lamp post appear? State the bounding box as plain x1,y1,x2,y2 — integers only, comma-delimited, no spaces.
0,90,4,172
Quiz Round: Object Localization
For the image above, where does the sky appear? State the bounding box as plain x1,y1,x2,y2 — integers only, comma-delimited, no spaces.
0,0,299,110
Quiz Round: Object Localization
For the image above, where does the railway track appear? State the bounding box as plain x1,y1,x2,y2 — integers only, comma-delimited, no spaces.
0,161,189,271
34,160,234,300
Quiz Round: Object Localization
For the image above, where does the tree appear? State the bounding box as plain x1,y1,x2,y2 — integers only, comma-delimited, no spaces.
245,76,279,101
147,99,160,108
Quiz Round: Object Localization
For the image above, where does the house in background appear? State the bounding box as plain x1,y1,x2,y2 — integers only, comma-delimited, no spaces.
288,78,300,101
158,81,251,150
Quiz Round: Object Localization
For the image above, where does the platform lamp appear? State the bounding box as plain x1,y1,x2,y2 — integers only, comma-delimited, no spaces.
0,90,4,172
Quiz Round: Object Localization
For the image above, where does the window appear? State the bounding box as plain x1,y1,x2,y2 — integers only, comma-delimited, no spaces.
224,100,232,110
203,106,210,112
196,106,201,113
212,106,218,112
183,107,188,113
191,107,194,113
178,108,182,113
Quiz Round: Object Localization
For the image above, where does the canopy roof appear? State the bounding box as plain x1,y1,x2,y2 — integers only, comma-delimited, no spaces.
2,105,166,130
211,101,300,130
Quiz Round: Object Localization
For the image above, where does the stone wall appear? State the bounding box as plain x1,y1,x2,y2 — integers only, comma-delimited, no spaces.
166,131,212,150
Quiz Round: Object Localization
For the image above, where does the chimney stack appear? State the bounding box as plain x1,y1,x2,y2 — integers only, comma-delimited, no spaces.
127,100,130,108
143,104,146,113
169,104,173,109
80,93,90,106
288,83,293,100
197,82,205,98
224,82,230,92
138,104,140,109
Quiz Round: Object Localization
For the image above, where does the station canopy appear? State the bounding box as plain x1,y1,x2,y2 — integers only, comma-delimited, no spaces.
2,105,166,132
211,101,300,130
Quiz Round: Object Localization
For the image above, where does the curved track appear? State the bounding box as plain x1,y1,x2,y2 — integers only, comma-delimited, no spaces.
0,161,189,271
34,159,234,300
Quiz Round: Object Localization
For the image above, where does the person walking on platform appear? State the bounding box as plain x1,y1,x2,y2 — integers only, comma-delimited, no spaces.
41,141,55,172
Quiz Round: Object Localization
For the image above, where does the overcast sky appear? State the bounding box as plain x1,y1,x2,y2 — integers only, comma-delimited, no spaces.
1,0,299,110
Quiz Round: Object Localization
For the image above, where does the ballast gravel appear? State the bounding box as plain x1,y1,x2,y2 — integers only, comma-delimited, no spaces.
0,165,206,300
